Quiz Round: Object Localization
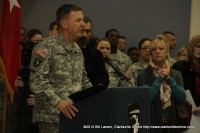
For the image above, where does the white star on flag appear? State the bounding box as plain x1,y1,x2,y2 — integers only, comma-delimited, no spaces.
9,0,21,12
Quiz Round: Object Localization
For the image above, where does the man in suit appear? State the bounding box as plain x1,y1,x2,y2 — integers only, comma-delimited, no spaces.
76,16,109,88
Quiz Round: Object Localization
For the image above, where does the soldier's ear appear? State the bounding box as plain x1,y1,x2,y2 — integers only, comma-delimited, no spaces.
61,20,68,29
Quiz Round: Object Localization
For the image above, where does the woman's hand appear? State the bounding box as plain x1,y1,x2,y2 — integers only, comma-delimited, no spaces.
15,76,24,87
27,95,35,105
160,64,170,79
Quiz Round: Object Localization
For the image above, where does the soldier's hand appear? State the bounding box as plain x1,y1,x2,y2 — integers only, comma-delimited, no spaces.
27,95,35,105
124,71,131,80
15,76,24,87
56,100,78,119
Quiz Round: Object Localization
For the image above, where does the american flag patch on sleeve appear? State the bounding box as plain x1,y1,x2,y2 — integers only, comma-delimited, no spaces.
36,48,46,58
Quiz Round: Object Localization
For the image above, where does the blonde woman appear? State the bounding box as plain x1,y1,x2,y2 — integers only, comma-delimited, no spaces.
137,35,186,133
176,46,188,61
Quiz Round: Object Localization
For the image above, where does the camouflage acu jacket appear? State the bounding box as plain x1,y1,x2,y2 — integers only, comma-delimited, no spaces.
127,61,149,86
107,50,133,88
29,35,92,123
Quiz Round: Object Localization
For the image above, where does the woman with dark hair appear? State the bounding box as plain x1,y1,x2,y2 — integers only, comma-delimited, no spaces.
172,34,200,111
26,29,43,43
13,29,43,133
127,38,151,85
137,35,186,133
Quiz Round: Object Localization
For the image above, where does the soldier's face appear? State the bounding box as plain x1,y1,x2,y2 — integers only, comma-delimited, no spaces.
107,31,120,46
165,34,176,49
96,40,111,57
62,11,85,40
140,40,150,60
49,25,58,36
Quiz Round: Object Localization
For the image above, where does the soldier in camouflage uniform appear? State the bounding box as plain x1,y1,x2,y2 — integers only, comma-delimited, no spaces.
108,50,133,87
127,38,151,85
162,31,177,65
29,4,92,133
105,29,133,88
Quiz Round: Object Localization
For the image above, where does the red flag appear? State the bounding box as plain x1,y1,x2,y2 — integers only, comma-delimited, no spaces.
0,0,22,91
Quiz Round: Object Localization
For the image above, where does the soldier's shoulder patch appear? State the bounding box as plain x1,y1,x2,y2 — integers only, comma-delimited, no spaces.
29,51,46,72
36,48,47,59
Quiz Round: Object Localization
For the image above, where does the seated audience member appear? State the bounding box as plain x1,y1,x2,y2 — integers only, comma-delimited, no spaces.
127,38,151,85
127,47,140,63
117,35,127,53
76,16,109,88
137,35,186,133
176,46,188,61
48,21,58,36
104,29,132,87
13,29,43,133
172,35,200,112
0,57,14,133
96,38,134,88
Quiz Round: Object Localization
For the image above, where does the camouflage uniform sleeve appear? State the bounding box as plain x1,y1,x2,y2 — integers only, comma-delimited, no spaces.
82,67,93,89
120,56,134,87
126,56,132,70
29,43,62,107
126,65,136,87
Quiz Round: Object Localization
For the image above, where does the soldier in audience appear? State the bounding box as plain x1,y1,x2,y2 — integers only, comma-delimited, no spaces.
127,47,140,64
48,21,58,36
96,38,134,87
162,31,177,65
117,35,127,53
127,38,151,85
104,29,132,87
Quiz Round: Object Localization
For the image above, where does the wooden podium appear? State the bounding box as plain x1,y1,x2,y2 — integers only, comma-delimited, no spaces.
60,87,150,133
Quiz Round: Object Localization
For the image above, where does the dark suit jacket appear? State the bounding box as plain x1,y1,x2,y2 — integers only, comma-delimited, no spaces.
81,46,109,88
68,46,110,103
